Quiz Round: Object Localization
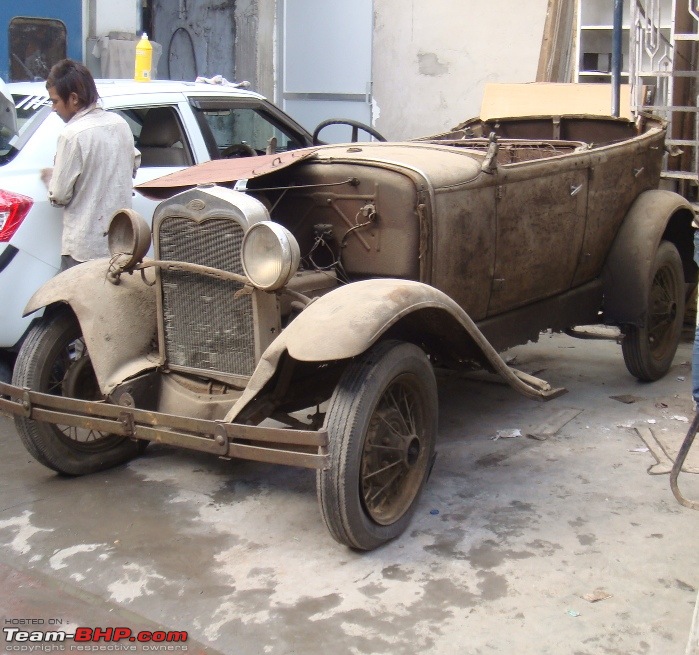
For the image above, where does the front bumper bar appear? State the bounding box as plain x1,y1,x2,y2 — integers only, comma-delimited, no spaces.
0,380,329,470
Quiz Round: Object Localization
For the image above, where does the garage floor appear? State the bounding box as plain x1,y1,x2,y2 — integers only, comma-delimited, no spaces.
2,331,699,655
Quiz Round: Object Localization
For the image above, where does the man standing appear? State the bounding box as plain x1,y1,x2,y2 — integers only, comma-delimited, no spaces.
42,59,140,271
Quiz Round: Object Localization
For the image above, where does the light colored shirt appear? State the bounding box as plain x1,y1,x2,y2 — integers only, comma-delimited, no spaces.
48,104,140,261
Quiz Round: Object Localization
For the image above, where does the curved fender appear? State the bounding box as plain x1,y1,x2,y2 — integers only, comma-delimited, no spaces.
225,279,563,421
603,189,694,326
23,259,157,393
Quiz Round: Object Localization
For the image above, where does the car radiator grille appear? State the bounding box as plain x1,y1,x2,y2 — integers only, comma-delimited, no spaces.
157,215,255,378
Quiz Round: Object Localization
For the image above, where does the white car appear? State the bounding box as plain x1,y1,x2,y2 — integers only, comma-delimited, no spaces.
0,79,314,382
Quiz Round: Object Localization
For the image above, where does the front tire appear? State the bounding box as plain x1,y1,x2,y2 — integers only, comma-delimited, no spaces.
13,308,142,475
317,340,438,550
622,240,685,381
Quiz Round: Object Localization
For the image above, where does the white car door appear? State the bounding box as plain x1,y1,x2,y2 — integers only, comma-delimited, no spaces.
108,100,210,226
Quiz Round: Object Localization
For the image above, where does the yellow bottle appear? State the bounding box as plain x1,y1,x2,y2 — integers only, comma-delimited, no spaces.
134,33,153,82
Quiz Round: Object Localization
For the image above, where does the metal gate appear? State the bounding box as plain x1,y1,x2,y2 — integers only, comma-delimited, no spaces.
630,0,699,195
277,0,373,141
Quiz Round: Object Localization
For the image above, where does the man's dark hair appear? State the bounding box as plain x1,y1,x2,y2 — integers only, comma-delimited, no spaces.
46,59,99,107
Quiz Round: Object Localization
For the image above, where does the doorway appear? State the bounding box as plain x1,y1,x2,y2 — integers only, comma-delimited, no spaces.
277,0,373,141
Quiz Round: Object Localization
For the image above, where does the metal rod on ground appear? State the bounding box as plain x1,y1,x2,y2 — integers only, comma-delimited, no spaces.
611,0,623,117
670,411,699,510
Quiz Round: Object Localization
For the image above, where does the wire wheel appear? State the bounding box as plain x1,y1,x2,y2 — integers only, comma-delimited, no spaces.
361,374,430,525
13,308,142,475
47,334,117,451
318,340,438,550
622,240,685,381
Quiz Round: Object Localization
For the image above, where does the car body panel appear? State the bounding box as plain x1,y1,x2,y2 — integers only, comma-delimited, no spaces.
23,258,157,393
603,189,696,325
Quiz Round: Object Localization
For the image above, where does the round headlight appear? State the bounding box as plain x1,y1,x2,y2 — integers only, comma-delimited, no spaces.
241,221,300,291
108,208,151,270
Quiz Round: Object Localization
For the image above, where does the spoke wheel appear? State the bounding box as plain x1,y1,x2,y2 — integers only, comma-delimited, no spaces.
318,340,437,550
622,240,685,381
13,308,142,475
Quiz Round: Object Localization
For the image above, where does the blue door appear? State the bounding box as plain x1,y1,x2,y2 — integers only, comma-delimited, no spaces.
0,0,82,82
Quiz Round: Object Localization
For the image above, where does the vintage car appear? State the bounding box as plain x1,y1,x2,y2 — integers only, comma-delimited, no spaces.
0,84,695,550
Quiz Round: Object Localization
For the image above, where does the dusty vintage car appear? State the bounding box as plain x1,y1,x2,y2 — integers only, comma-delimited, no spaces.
0,84,695,550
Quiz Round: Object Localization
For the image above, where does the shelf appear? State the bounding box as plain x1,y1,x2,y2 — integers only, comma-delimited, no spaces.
580,25,671,31
578,71,629,77
580,25,631,30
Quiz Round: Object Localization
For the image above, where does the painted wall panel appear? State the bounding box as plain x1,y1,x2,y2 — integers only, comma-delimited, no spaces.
372,0,548,139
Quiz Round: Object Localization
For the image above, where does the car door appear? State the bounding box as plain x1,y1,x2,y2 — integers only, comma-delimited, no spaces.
108,102,201,225
487,156,589,316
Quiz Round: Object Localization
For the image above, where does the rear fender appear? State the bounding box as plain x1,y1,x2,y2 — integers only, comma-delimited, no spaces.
23,259,157,393
603,189,695,326
226,278,563,421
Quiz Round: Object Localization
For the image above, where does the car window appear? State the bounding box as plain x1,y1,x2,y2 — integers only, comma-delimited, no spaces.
191,99,305,157
0,94,51,164
111,106,194,168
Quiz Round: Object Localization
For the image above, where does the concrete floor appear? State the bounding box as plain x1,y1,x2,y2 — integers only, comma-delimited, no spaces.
2,331,699,655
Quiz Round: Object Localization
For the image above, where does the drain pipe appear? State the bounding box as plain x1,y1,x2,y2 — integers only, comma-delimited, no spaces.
611,0,623,117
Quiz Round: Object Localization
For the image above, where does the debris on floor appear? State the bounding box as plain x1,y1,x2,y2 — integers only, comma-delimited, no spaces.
492,428,522,441
526,408,583,441
610,394,643,404
581,589,613,603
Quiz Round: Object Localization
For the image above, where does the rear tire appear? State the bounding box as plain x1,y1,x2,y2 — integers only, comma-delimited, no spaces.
317,340,438,550
13,308,142,475
622,240,685,381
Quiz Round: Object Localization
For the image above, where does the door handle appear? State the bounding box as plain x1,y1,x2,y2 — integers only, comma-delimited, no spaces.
570,183,583,197
633,167,644,177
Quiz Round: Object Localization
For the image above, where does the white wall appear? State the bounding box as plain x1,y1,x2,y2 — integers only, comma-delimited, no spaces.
373,0,549,139
94,0,140,35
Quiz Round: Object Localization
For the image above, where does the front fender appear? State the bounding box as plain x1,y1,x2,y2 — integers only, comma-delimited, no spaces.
24,259,157,393
225,279,563,421
603,189,694,325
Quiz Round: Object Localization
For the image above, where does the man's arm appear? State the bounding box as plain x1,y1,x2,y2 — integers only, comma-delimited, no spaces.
48,133,82,207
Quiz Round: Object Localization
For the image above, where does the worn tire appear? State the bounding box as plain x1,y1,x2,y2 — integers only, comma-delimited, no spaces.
12,308,142,475
622,240,685,381
317,340,438,550
0,354,12,385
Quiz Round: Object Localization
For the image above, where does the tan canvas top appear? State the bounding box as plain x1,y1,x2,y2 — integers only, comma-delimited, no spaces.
479,83,632,121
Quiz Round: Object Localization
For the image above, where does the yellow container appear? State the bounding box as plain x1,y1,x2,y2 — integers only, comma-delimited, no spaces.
134,33,153,82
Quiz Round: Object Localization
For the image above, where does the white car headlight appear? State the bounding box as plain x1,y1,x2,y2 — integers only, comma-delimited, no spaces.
241,221,300,291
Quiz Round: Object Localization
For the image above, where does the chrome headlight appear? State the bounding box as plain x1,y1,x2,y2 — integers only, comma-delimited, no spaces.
107,208,151,270
241,221,300,291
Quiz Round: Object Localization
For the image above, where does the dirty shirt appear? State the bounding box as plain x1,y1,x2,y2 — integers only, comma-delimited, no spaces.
48,104,140,262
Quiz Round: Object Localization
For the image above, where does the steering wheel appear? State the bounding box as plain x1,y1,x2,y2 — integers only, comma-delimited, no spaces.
312,119,387,146
222,143,258,158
